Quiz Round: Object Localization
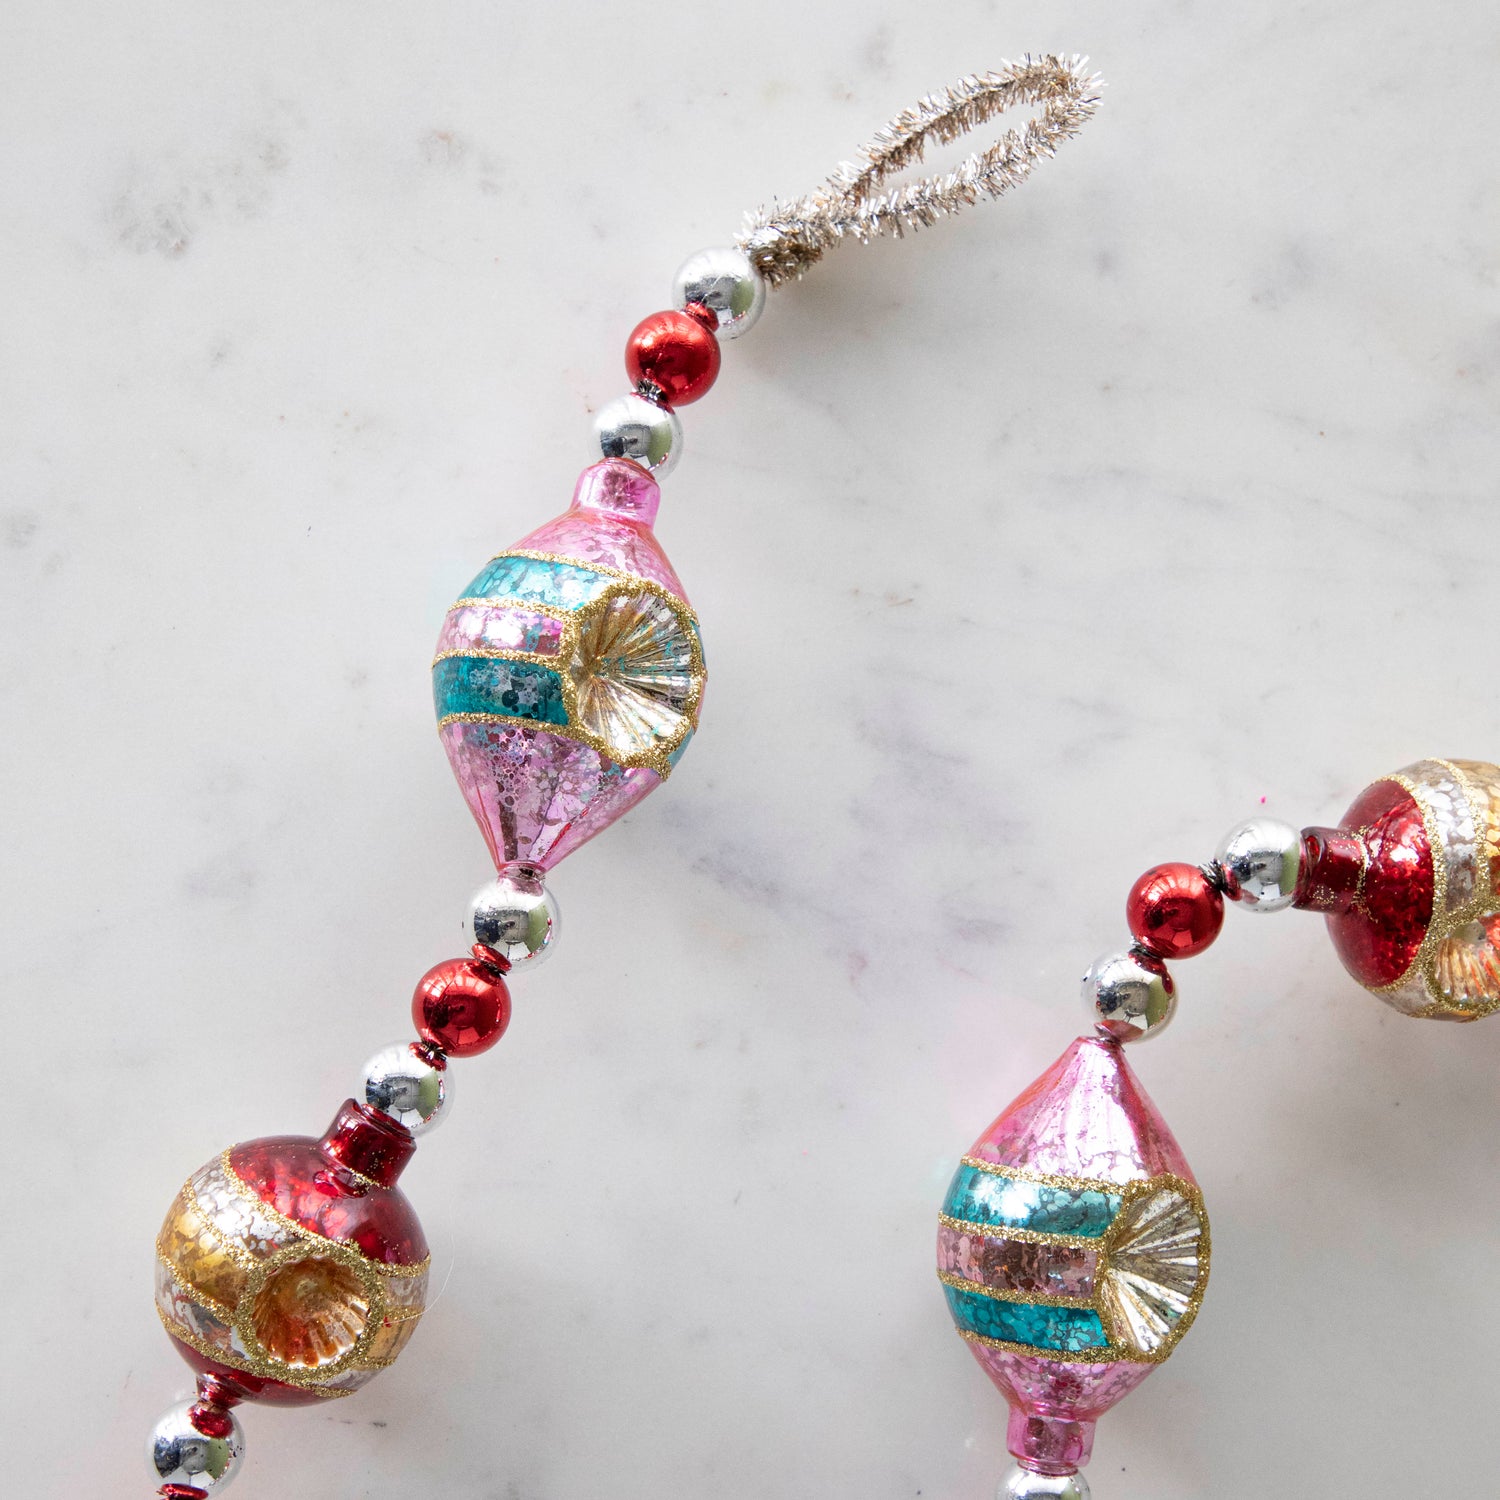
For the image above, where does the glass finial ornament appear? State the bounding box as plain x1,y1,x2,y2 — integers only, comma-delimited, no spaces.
433,458,706,876
1295,758,1500,1019
140,57,1105,1494
940,755,1499,1496
939,1038,1209,1488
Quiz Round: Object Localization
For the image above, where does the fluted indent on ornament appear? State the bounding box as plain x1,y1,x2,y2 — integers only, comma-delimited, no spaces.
1315,759,1500,1020
1094,1184,1205,1357
938,1035,1209,1475
568,590,699,760
251,1253,371,1367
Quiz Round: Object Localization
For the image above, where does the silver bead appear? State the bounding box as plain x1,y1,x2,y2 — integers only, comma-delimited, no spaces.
594,391,682,477
361,1042,449,1134
1216,815,1301,911
671,246,766,339
1082,950,1176,1043
465,866,560,969
148,1400,245,1493
999,1466,1091,1500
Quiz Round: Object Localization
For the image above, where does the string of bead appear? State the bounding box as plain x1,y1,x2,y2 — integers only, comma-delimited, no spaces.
144,65,1104,1497
1082,816,1305,1043
592,56,1101,485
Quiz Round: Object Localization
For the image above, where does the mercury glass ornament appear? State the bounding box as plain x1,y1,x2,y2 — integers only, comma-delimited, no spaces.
938,1035,1209,1484
1296,758,1500,1019
155,1103,429,1405
434,458,706,872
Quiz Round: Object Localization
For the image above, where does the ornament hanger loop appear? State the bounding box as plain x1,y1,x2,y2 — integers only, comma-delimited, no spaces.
737,55,1103,288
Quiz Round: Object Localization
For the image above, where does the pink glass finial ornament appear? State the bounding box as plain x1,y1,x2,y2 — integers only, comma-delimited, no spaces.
433,458,706,873
937,1035,1209,1484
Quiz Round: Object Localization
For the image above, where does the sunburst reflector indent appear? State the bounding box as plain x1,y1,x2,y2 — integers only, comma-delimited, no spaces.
1432,914,1500,1011
251,1254,372,1369
569,589,699,762
1097,1185,1206,1358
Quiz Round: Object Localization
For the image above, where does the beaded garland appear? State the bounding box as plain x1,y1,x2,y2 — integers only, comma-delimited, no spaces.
135,51,1500,1500
144,60,1111,1495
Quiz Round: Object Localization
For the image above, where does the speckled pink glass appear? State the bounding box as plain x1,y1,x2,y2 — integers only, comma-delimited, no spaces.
514,460,688,597
435,460,698,872
942,1035,1206,1480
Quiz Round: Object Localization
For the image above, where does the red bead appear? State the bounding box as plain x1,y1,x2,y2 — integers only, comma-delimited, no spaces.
412,954,512,1058
161,1486,210,1498
625,309,721,405
1126,862,1224,959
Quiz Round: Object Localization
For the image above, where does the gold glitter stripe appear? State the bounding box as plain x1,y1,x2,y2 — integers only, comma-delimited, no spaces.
155,1252,238,1325
1378,773,1447,991
936,1212,1102,1251
936,1269,1095,1311
217,1151,431,1276
431,645,565,670
154,1306,354,1399
178,1176,262,1272
380,1303,426,1325
954,1325,1139,1366
958,1156,1130,1196
449,596,577,622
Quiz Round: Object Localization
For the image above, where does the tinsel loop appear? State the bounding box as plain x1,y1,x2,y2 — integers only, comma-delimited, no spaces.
737,56,1103,288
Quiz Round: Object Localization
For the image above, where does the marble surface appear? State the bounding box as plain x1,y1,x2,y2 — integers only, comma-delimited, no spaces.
3,2,1498,1495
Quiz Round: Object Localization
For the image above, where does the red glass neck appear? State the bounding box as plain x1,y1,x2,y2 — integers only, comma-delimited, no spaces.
317,1099,415,1187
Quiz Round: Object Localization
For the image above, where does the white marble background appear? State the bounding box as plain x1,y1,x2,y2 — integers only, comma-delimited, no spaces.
3,2,1498,1496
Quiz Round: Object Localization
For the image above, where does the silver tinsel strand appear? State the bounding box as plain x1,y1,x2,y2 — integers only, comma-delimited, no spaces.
736,56,1103,288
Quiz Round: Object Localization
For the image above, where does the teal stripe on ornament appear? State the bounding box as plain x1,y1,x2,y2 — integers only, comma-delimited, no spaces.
433,655,569,727
942,1164,1120,1239
461,554,613,611
943,1284,1109,1353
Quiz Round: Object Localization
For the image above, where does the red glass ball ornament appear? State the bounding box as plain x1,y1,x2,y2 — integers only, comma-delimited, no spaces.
1126,862,1224,959
158,1105,429,1408
412,952,512,1058
625,309,721,405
